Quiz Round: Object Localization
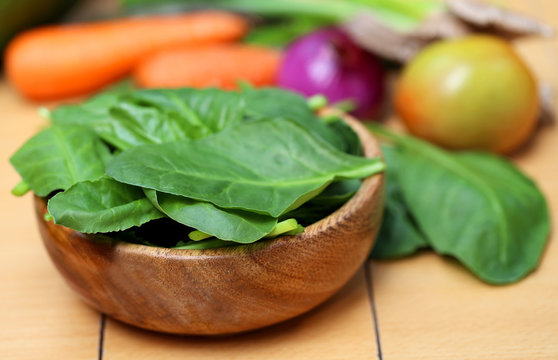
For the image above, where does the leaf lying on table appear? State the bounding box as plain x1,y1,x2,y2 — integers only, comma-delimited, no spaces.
48,177,164,233
370,146,428,259
107,117,383,217
10,125,109,196
369,125,550,284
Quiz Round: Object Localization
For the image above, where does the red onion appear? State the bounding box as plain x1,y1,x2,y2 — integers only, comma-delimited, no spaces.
278,27,385,119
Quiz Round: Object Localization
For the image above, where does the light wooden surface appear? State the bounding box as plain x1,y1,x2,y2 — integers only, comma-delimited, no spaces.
1,0,557,358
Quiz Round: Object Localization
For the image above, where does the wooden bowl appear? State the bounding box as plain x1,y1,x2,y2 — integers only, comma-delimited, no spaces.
34,117,384,335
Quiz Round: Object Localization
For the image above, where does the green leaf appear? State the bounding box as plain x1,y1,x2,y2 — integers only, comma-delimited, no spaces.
326,117,363,156
52,88,246,150
243,88,347,151
108,118,384,217
281,178,361,225
143,189,277,243
48,177,164,233
127,88,245,135
372,128,550,284
52,87,349,154
10,125,109,196
371,146,428,259
51,90,121,128
308,179,362,205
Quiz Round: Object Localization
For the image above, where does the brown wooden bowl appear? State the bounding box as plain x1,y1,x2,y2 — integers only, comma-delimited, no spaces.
34,116,384,335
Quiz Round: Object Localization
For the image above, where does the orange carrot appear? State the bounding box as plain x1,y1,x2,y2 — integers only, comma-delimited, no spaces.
134,44,282,90
5,12,249,100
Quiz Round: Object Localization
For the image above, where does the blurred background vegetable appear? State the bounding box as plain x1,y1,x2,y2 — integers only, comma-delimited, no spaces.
121,0,442,62
395,35,539,153
278,27,385,118
134,44,281,90
5,11,248,99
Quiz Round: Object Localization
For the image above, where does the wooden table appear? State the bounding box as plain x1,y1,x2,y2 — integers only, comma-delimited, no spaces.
1,1,557,358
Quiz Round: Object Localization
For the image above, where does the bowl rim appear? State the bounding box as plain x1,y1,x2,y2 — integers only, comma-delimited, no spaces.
39,115,383,258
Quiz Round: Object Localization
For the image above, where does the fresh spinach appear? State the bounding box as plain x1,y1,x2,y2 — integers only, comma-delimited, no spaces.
326,116,363,156
243,88,348,152
48,177,164,233
10,125,109,196
279,179,361,226
369,126,550,284
143,189,277,243
52,88,246,150
12,87,381,247
370,145,428,258
107,117,383,217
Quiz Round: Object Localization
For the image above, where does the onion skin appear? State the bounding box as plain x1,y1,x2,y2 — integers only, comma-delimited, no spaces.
278,27,385,119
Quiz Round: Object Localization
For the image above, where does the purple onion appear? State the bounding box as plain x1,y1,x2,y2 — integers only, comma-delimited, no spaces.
278,27,385,119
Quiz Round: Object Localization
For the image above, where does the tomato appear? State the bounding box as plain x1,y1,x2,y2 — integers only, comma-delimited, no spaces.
394,36,539,154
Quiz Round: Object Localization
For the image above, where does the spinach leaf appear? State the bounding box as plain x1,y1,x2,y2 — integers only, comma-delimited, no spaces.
126,88,245,136
326,116,362,156
370,126,550,284
52,87,351,154
50,91,120,128
283,179,361,226
48,177,164,233
371,146,428,259
309,178,362,205
52,88,246,150
107,118,384,217
243,88,347,151
143,189,277,243
10,125,109,196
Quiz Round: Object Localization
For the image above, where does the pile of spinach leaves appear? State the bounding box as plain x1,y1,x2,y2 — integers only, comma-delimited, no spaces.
369,125,550,285
10,87,384,249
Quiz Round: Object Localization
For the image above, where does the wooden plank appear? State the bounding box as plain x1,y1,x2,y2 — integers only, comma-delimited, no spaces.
0,85,100,360
103,268,379,360
370,1,558,358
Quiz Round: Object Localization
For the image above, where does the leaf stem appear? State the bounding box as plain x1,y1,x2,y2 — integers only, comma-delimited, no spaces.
11,180,30,196
265,218,299,238
307,94,328,111
189,230,213,241
37,107,51,120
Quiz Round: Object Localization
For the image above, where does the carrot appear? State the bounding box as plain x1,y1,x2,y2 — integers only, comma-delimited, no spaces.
5,12,249,100
133,44,282,90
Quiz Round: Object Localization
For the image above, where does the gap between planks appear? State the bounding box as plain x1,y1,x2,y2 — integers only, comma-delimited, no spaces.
98,314,106,360
365,261,384,360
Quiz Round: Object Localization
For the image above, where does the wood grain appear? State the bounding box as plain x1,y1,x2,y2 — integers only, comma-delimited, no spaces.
34,117,385,335
104,269,378,360
0,84,100,359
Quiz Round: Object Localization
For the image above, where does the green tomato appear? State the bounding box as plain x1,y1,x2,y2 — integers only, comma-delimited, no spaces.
395,35,538,154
